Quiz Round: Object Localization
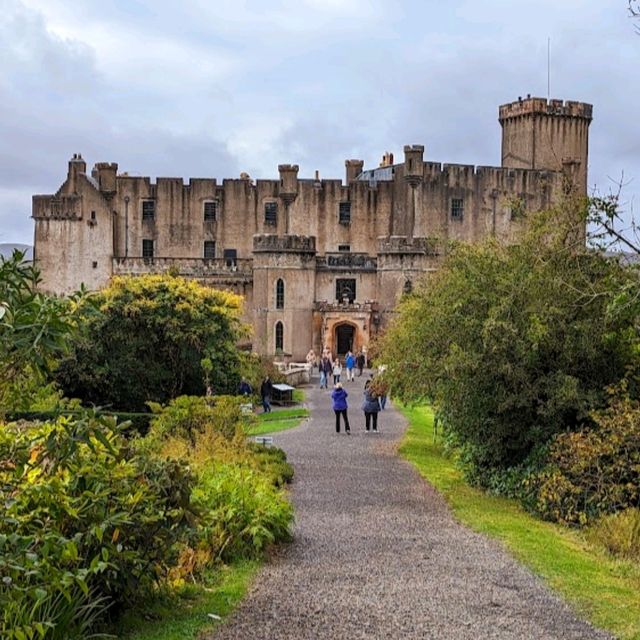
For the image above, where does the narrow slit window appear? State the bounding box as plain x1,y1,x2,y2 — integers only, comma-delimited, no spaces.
275,321,284,352
276,278,285,309
142,200,155,221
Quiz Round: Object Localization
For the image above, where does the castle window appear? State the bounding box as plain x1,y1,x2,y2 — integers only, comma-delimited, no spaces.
276,278,285,309
338,244,351,252
142,200,155,221
203,201,217,221
451,198,464,220
275,321,284,352
264,202,277,225
142,239,154,258
91,211,96,221
336,278,356,303
204,241,216,259
223,248,237,268
339,202,351,225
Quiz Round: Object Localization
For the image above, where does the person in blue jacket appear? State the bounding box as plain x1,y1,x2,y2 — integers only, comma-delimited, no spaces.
331,382,351,434
345,350,356,382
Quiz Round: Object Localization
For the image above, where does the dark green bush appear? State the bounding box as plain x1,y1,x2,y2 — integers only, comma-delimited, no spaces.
247,443,294,487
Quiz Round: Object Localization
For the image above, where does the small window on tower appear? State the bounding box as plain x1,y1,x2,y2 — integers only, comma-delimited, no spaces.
338,244,351,253
203,201,217,221
142,239,154,258
339,202,351,225
204,241,216,259
142,200,155,221
264,202,277,225
91,211,96,221
451,198,464,220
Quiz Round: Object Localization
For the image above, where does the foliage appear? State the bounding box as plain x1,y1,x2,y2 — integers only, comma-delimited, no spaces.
55,275,247,412
0,250,81,414
588,508,640,563
246,444,295,487
146,395,249,446
192,464,293,562
398,403,640,640
532,396,640,525
377,203,640,477
0,411,196,637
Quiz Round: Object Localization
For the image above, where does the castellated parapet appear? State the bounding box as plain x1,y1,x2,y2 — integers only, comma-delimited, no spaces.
32,95,592,361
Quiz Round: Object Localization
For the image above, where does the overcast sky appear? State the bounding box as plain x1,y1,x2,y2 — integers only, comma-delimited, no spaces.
1,0,638,245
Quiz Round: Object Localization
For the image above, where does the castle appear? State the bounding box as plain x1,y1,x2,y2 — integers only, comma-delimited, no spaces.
32,96,592,360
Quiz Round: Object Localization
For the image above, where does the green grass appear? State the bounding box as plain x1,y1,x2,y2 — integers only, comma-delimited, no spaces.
248,407,310,436
117,560,259,640
398,404,640,640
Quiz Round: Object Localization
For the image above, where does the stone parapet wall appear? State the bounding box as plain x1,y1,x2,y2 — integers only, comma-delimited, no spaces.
499,97,593,121
253,234,316,253
112,257,253,278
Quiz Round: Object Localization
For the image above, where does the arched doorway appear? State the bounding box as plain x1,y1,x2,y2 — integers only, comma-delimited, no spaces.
335,323,355,357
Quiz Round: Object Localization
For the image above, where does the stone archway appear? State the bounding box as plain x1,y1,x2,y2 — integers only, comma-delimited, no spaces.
334,323,356,356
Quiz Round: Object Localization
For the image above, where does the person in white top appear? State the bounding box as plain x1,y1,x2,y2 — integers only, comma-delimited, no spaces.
333,360,342,383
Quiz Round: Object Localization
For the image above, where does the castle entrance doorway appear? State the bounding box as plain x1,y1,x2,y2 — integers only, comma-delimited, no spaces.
335,324,355,357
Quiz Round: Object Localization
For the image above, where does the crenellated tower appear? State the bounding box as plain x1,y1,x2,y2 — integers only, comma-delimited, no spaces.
499,97,593,194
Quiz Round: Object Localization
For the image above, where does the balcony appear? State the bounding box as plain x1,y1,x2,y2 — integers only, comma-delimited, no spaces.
316,253,377,272
112,257,253,278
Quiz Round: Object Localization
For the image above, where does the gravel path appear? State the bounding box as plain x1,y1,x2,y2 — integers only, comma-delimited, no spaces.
209,372,610,640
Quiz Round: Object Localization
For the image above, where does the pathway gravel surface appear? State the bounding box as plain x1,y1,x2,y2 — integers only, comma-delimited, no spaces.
210,372,610,640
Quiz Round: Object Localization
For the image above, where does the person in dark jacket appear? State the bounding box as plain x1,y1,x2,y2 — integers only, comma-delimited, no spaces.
320,356,332,389
238,378,253,396
260,376,273,413
356,351,365,376
362,379,381,432
331,382,350,434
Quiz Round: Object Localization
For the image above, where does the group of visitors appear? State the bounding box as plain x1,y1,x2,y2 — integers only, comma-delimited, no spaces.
331,373,388,434
317,349,366,389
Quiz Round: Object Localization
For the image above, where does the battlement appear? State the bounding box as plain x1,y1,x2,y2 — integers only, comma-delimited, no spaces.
499,97,593,122
377,236,441,256
404,144,425,153
94,162,118,170
253,234,316,254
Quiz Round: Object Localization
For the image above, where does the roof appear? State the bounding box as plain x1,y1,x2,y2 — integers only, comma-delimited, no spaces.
356,166,396,183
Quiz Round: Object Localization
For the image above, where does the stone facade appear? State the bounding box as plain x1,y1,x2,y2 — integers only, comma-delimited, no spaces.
32,96,592,360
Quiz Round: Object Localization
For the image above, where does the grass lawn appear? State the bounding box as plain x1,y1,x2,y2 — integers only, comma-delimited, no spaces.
117,560,259,640
398,404,640,640
248,389,309,436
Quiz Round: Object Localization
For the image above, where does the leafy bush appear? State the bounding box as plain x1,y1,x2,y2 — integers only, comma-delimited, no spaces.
0,412,196,637
55,275,247,412
147,395,250,446
531,397,640,524
377,204,640,476
247,443,294,487
587,508,640,562
0,250,82,415
193,464,293,562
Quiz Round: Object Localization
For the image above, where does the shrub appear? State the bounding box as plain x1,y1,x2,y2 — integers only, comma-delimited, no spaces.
247,443,294,487
532,397,640,524
55,275,247,412
587,508,640,562
193,463,293,562
0,411,196,636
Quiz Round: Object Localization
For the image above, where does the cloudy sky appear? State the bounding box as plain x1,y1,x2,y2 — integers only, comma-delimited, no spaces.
1,0,638,245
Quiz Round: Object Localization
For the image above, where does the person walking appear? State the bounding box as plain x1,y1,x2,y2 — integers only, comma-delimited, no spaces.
320,356,332,389
260,376,273,413
331,382,350,434
356,351,365,377
345,350,355,382
362,379,381,433
333,359,342,384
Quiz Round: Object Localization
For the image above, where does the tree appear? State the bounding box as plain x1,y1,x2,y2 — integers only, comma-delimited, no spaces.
55,275,248,411
376,203,640,479
0,250,79,413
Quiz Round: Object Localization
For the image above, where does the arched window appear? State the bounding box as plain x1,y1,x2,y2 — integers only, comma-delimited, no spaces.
276,278,285,309
275,321,284,352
